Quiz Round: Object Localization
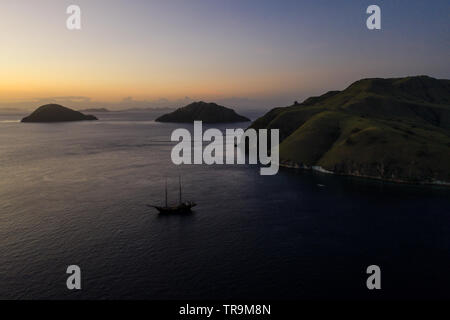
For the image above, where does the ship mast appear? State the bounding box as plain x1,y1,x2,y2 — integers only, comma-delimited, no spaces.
165,178,168,207
179,176,182,205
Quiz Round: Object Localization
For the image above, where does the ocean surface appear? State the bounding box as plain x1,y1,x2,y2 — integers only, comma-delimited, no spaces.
1,111,449,300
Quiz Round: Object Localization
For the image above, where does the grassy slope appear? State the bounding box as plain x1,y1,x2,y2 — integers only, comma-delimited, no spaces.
250,76,450,183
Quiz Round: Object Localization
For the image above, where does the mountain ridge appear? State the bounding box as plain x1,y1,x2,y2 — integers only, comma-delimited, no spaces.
249,76,450,184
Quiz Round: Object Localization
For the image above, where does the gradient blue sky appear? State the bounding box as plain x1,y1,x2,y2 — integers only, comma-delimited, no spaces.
0,0,448,110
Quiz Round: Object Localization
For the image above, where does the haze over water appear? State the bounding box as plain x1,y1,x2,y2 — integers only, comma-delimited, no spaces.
1,111,449,299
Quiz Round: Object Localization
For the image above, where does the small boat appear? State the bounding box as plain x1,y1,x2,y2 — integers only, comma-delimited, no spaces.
147,177,196,214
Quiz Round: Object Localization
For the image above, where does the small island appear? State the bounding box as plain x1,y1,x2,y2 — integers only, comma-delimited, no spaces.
155,101,250,123
21,104,98,123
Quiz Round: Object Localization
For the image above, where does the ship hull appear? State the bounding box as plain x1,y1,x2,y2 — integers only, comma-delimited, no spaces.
147,202,196,214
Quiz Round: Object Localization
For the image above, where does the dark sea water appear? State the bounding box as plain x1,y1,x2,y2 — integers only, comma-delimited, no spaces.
1,111,449,300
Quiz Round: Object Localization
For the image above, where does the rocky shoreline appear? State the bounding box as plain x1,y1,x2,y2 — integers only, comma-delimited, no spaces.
279,160,450,187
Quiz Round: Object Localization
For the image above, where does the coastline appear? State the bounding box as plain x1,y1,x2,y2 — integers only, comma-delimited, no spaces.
279,160,450,187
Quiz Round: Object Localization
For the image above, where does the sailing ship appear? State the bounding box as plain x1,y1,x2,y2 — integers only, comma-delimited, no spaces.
147,177,196,214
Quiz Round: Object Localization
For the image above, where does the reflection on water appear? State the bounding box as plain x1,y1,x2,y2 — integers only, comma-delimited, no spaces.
0,112,449,300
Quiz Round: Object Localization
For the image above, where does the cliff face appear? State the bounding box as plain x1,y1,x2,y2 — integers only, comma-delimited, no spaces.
21,104,98,123
155,101,250,123
249,76,450,184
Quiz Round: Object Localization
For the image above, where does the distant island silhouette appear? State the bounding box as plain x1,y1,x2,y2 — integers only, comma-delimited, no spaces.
249,76,450,185
79,108,110,113
21,104,98,123
155,101,250,123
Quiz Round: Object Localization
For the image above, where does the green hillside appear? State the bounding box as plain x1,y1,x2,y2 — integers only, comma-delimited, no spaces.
249,76,450,184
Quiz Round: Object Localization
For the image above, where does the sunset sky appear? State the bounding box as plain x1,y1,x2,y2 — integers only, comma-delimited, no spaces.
0,0,448,110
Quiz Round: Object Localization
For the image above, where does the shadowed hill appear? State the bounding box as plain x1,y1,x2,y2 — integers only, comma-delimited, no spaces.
155,101,250,123
21,104,98,123
249,76,450,184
